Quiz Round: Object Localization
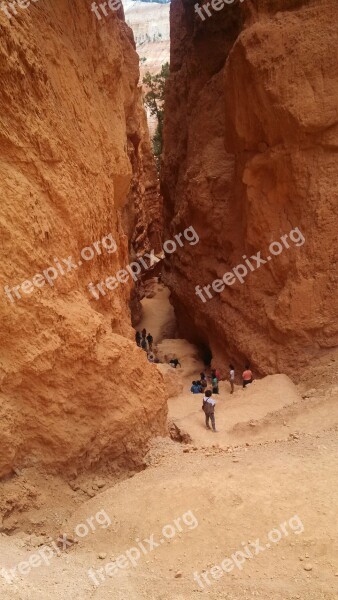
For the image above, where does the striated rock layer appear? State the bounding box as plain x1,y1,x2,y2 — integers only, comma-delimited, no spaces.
0,1,167,478
162,0,338,377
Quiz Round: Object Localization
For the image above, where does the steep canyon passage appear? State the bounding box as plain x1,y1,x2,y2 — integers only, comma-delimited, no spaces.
0,1,337,599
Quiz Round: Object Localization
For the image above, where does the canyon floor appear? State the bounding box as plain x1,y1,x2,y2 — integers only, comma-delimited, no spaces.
0,282,337,600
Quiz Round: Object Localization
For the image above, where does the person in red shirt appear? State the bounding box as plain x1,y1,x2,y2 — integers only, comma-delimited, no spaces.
242,365,253,388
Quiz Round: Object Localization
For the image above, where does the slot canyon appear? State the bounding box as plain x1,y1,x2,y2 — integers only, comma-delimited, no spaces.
0,1,337,599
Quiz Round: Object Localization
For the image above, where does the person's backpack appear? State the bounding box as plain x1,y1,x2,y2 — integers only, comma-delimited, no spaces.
202,398,213,415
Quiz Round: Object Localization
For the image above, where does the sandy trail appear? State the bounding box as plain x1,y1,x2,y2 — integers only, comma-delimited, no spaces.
1,281,337,600
138,283,177,344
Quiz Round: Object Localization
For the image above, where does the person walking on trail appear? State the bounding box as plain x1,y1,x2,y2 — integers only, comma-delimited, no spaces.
229,364,235,394
146,333,153,351
135,331,141,347
242,364,253,388
141,328,147,340
202,390,217,432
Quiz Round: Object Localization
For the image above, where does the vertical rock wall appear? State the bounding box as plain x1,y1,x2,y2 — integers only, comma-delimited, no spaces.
162,0,338,377
0,1,167,478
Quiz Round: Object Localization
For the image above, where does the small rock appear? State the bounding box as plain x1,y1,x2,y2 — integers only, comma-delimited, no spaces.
98,552,107,560
303,564,313,572
96,480,106,489
30,534,45,547
69,482,81,491
175,571,182,578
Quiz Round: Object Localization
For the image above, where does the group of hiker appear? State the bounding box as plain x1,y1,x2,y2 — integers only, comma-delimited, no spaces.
192,364,254,433
190,368,220,395
191,364,253,395
135,324,254,434
135,329,159,363
136,329,153,352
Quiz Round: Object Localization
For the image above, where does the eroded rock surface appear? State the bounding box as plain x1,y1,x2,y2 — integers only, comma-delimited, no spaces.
0,1,167,477
162,0,338,377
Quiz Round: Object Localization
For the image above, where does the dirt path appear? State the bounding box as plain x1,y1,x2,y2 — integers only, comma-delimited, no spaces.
1,281,337,600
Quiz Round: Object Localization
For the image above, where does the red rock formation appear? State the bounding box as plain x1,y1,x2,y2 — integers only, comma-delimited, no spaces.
123,86,163,257
0,1,167,478
162,0,338,377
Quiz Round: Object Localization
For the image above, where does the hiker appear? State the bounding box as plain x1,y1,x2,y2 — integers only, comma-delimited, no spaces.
242,364,253,388
200,373,207,389
191,381,201,394
135,331,141,347
210,368,220,382
212,376,219,394
141,338,147,351
229,364,235,394
202,390,217,432
146,333,153,351
148,352,155,363
169,358,181,369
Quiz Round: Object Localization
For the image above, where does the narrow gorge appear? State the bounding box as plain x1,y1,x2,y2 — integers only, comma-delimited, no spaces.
0,1,337,599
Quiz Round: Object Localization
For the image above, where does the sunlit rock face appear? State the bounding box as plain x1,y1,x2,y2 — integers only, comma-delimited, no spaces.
0,1,167,478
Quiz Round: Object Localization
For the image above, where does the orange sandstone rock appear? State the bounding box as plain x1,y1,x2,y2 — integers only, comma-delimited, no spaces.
161,0,338,377
0,1,167,477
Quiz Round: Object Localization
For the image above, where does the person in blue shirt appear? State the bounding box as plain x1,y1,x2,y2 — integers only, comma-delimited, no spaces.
190,381,202,394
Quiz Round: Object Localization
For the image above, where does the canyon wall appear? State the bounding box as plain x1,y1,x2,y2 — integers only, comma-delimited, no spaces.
0,1,167,478
162,0,338,377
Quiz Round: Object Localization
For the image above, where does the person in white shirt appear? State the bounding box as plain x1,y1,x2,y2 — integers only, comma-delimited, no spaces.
229,364,235,394
202,390,217,432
